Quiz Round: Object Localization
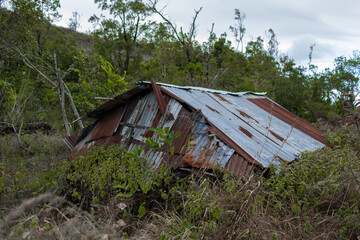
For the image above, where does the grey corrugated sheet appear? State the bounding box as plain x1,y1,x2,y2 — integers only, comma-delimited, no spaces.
127,143,165,170
159,84,326,168
121,92,182,142
184,117,235,168
121,93,158,141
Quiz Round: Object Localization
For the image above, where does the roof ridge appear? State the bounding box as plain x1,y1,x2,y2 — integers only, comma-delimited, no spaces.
136,81,267,96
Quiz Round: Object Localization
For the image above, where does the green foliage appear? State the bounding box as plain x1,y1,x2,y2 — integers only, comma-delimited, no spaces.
69,53,127,114
146,126,181,156
0,79,15,108
61,143,173,216
2,2,360,239
90,0,154,74
99,56,128,95
261,142,360,238
0,133,67,200
65,145,145,202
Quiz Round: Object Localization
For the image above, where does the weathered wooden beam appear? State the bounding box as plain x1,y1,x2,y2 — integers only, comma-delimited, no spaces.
150,78,174,120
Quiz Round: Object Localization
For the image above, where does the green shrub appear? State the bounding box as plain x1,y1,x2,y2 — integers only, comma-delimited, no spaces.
261,145,360,238
0,133,67,202
60,144,178,218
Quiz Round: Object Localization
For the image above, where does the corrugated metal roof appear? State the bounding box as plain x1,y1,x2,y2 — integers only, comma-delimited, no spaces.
63,135,79,150
137,81,267,97
247,96,326,144
183,117,234,168
88,105,126,142
120,92,182,142
69,80,326,175
150,82,325,168
225,153,254,177
87,85,151,119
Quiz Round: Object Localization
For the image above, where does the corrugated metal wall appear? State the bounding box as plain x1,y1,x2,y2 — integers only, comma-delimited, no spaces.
70,91,255,177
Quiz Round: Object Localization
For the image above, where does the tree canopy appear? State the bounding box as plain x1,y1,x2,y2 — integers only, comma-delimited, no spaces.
0,0,359,135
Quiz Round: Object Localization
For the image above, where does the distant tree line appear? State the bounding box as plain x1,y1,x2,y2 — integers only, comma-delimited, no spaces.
0,0,359,135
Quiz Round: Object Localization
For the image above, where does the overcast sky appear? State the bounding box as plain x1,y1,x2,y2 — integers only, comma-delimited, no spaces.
56,0,360,71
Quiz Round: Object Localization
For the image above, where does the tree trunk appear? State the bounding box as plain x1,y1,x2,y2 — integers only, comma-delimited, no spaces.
16,48,84,130
55,54,71,136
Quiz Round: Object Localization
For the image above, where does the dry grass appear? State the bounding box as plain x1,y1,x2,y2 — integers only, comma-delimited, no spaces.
1,126,359,239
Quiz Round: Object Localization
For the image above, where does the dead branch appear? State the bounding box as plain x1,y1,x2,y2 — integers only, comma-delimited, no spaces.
13,47,84,130
189,7,202,41
54,53,71,136
211,67,230,88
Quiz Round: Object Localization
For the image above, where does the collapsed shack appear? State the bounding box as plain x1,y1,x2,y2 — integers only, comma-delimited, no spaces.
64,79,327,177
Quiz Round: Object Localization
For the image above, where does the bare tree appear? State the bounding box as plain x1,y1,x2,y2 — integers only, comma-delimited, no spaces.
0,79,31,147
229,9,246,52
54,53,70,136
308,43,318,74
150,0,202,85
266,28,279,58
308,43,316,65
68,10,81,31
13,47,84,133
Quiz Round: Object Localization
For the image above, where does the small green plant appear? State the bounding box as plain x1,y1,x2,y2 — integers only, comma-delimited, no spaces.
61,127,184,218
146,126,181,156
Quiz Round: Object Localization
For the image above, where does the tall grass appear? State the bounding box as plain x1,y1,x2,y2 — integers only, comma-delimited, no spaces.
1,126,360,239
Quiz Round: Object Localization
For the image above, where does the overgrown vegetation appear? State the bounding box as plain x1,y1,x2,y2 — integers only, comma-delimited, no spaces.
0,133,67,202
1,125,359,239
1,0,360,239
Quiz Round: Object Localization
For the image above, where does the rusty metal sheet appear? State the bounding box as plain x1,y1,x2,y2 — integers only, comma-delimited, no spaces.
246,96,326,144
87,85,151,119
121,92,159,141
121,92,182,143
105,132,122,146
88,104,126,142
71,81,326,175
225,153,254,177
71,129,93,155
151,78,167,116
183,117,234,169
63,135,79,150
162,98,183,129
154,83,325,168
169,107,193,154
115,96,140,134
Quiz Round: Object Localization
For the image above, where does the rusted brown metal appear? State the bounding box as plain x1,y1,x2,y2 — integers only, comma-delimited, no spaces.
206,105,222,115
87,86,150,119
88,105,126,142
142,94,172,138
225,153,254,177
235,108,259,124
159,86,262,166
150,78,174,120
247,97,327,145
169,107,193,154
63,135,80,150
268,129,285,142
151,78,166,115
68,81,326,177
239,126,253,138
66,135,79,147
206,125,261,167
115,97,140,135
214,93,231,104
